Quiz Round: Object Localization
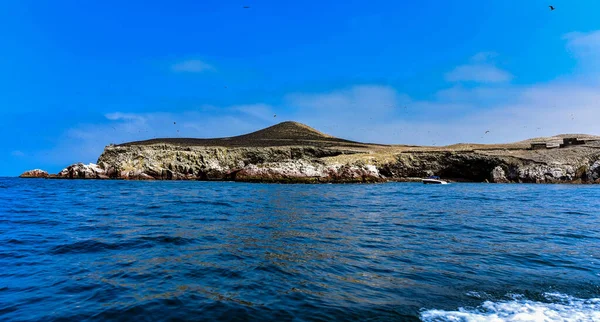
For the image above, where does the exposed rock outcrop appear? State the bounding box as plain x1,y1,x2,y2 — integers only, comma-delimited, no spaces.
56,163,109,179
377,148,600,184
234,160,382,183
19,169,48,178
491,166,509,183
23,121,600,184
94,144,383,183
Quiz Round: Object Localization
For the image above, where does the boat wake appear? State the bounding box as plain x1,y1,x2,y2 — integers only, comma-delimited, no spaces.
421,293,600,322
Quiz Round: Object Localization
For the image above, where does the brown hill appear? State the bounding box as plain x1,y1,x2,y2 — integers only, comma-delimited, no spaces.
120,121,374,148
119,121,600,152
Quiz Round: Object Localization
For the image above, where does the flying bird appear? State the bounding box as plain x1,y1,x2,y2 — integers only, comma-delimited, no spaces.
485,130,490,134
549,5,555,10
273,114,277,118
173,122,176,125
243,6,250,9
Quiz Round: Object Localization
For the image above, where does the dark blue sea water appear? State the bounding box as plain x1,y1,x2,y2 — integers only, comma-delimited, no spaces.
1,178,599,321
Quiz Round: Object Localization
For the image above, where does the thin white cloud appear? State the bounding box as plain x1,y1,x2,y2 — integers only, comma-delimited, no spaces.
283,85,413,141
278,82,598,145
11,150,25,157
105,112,146,122
446,64,512,83
446,52,512,83
435,85,520,105
564,31,600,71
171,59,215,73
287,85,406,117
54,105,280,164
564,31,600,55
470,51,498,63
233,104,277,122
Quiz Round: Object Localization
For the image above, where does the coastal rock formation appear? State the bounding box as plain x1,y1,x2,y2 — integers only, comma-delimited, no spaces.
87,122,386,183
57,163,108,179
377,147,600,184
23,122,600,184
19,169,48,178
491,166,509,183
234,160,382,183
94,145,382,183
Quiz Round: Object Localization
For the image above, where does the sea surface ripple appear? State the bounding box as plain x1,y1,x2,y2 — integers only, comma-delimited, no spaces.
1,178,599,321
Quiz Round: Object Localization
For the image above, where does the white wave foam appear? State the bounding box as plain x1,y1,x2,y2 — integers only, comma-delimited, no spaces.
421,293,600,322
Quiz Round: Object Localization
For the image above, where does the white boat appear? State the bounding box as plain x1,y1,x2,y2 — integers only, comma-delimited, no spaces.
422,176,448,184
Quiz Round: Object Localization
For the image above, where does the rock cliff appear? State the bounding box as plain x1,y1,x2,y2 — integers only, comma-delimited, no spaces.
21,121,600,183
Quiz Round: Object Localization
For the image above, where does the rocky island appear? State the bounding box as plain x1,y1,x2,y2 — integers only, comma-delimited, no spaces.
21,121,600,183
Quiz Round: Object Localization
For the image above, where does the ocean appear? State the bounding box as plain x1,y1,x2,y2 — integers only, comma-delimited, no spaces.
1,178,599,321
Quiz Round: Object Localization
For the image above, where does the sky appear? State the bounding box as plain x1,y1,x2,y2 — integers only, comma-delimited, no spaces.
1,0,600,176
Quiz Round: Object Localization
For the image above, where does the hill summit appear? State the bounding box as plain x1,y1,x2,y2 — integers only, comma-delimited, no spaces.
236,121,333,141
120,121,366,148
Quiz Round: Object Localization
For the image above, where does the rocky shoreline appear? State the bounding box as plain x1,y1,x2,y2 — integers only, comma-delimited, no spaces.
20,122,600,184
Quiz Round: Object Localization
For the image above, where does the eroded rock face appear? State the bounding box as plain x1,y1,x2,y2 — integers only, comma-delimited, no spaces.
235,160,383,183
65,142,599,183
19,169,48,178
235,160,328,182
92,145,383,183
588,161,600,182
46,144,600,184
379,152,505,181
57,163,108,179
491,166,508,183
380,148,600,184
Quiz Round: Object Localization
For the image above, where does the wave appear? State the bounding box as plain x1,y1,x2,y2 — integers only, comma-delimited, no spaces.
49,240,119,254
164,200,233,207
421,293,600,322
49,238,155,254
2,238,26,245
138,235,196,245
48,235,198,254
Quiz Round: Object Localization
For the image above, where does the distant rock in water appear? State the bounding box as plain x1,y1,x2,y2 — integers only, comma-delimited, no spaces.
23,122,600,183
19,169,48,178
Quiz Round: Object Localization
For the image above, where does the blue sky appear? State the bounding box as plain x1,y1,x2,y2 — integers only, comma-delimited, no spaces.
2,0,600,176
